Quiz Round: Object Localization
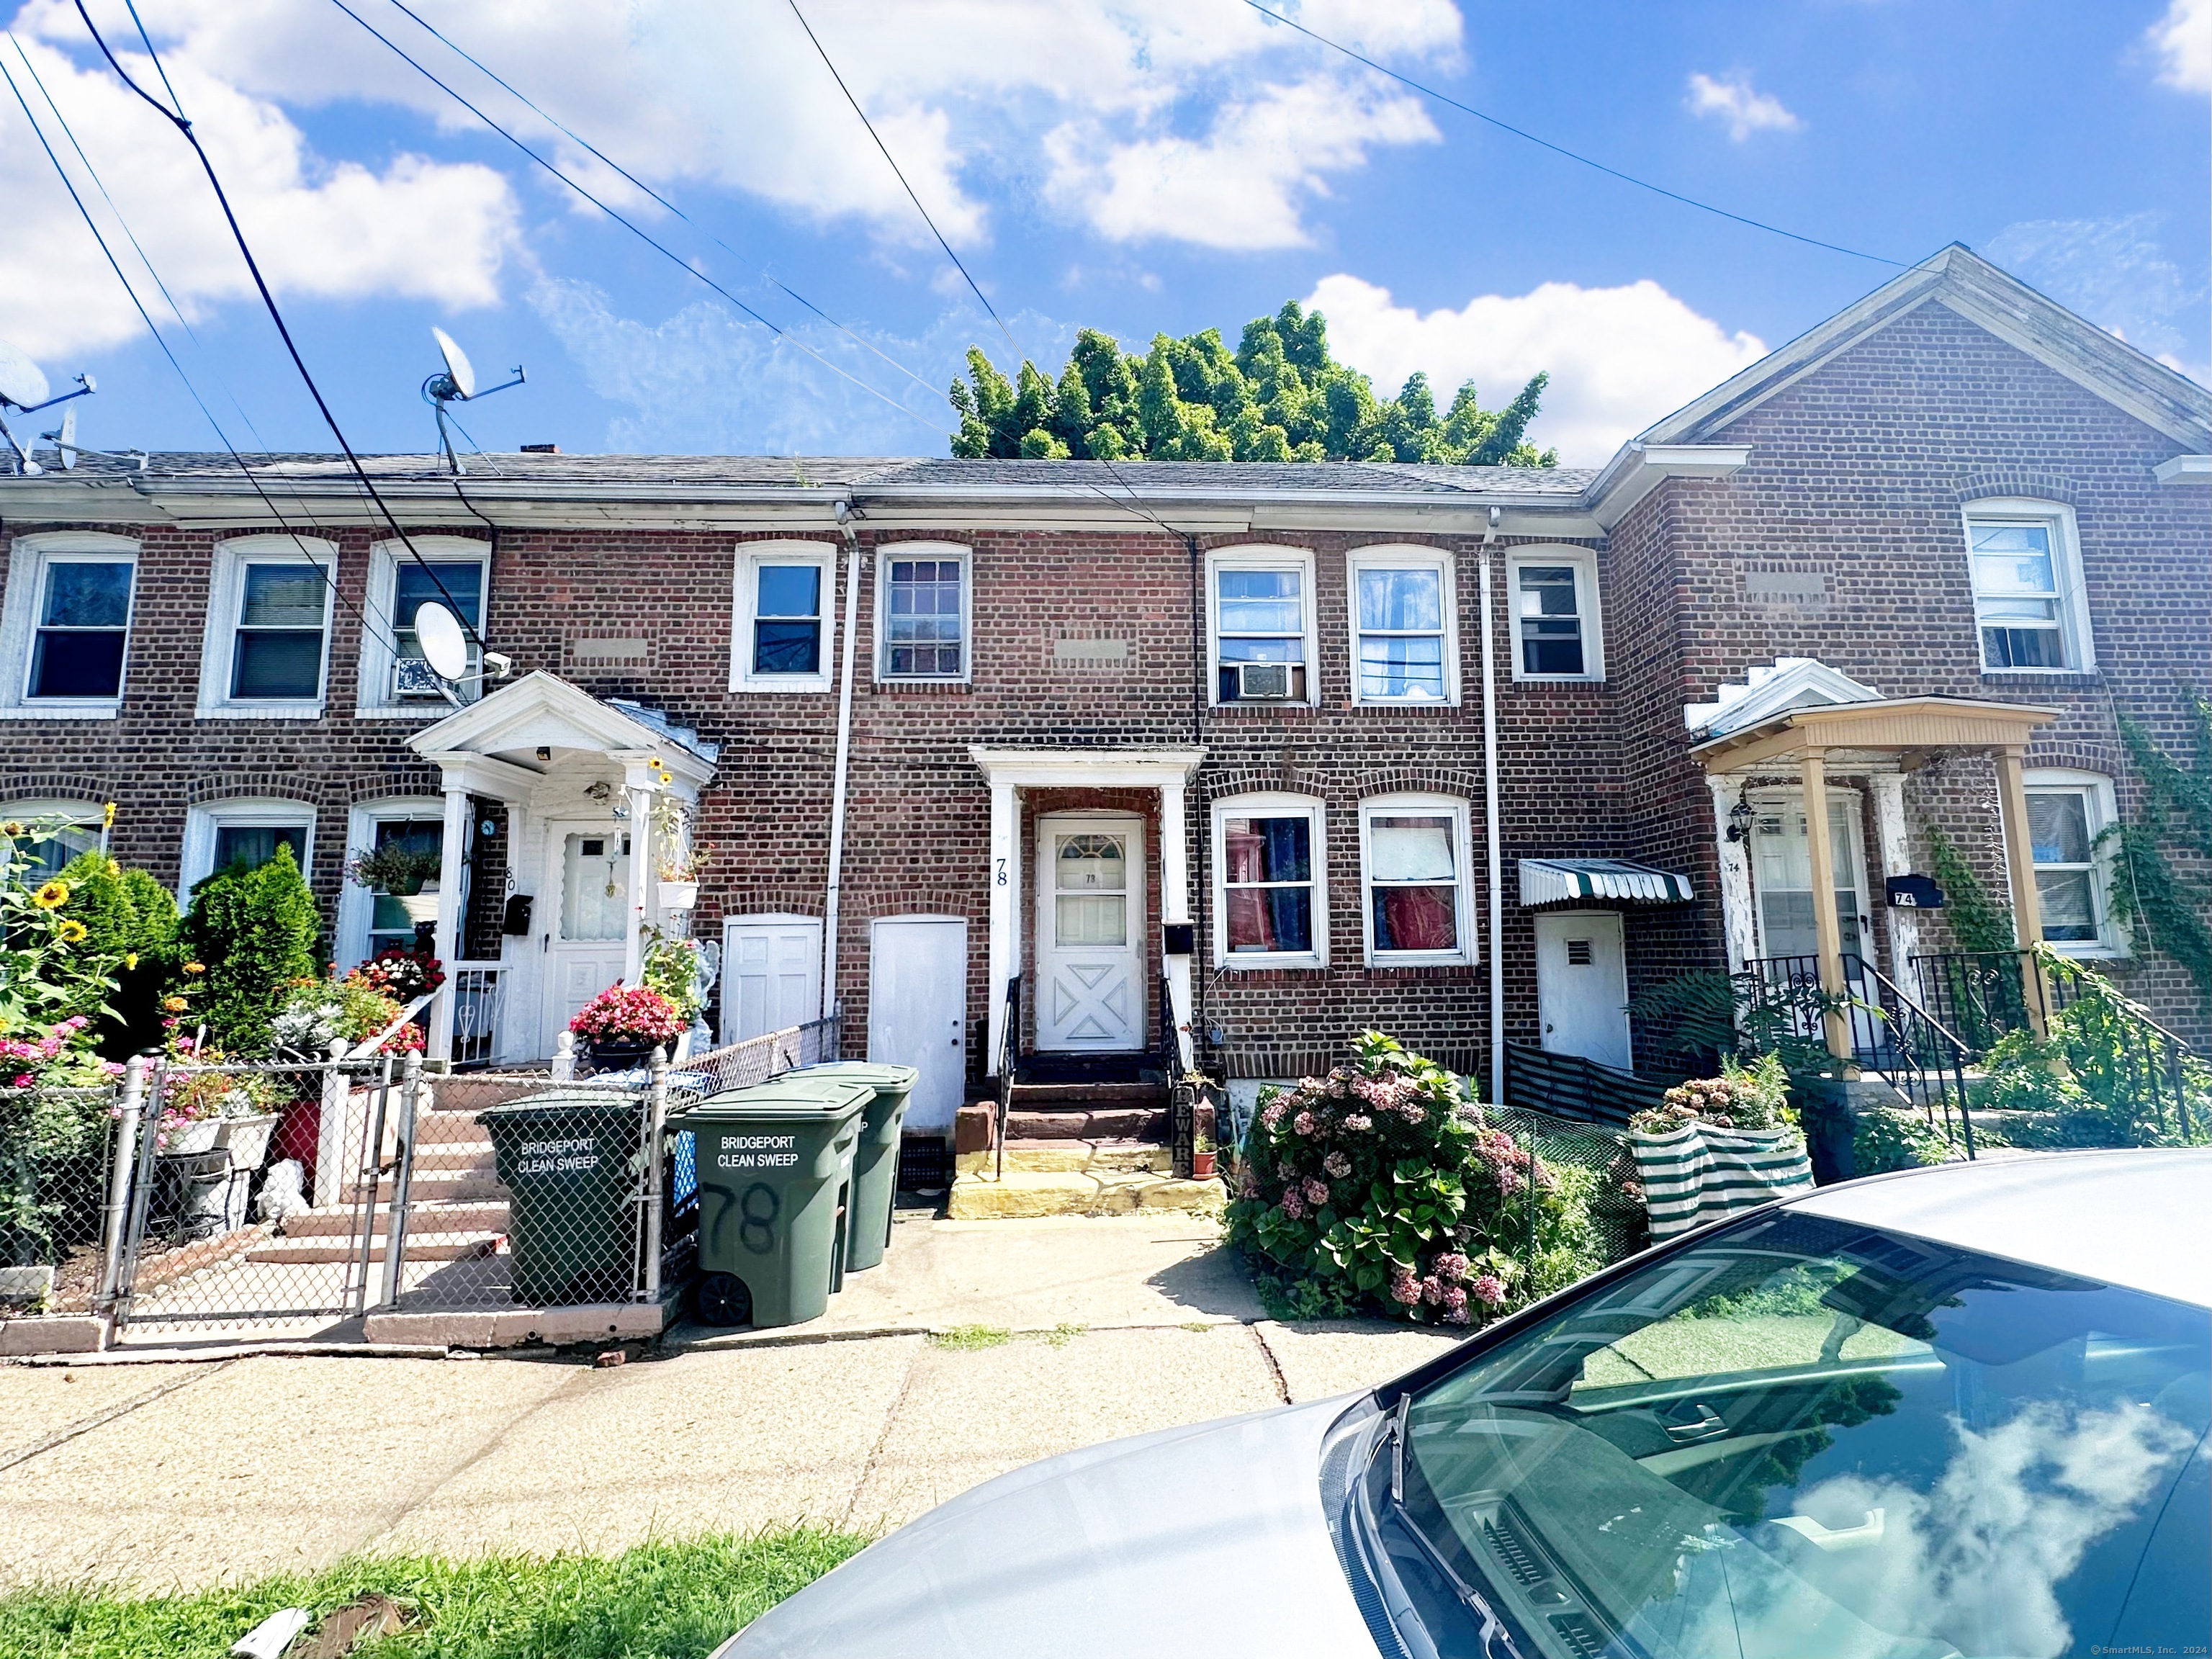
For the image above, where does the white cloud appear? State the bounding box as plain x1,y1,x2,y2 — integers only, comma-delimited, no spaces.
1985,212,2203,361
1306,273,1768,464
1685,71,1804,140
2147,0,2211,93
0,27,518,359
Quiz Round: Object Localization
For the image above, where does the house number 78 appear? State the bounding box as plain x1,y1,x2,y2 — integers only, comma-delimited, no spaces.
994,858,1007,887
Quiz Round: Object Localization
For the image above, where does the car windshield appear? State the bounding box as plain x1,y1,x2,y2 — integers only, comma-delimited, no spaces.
1370,1210,2209,1659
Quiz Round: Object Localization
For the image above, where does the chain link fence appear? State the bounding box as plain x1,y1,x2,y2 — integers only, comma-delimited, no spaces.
1490,1102,1650,1269
0,1086,120,1321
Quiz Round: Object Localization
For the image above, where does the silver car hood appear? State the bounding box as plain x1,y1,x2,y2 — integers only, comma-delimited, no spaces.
728,1395,1381,1658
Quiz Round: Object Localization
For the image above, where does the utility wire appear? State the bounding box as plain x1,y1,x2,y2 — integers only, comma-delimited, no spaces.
1,40,408,662
1241,0,1905,268
323,0,953,443
786,0,1025,361
376,0,952,410
71,1,490,655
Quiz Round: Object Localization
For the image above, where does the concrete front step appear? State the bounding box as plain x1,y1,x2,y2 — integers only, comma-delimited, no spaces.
1007,1081,1168,1107
343,1166,506,1203
947,1169,1225,1220
282,1200,509,1238
1004,1107,1166,1141
413,1112,495,1146
956,1138,1171,1176
247,1231,502,1265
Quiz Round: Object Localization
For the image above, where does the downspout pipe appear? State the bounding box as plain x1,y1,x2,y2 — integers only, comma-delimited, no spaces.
822,499,865,1021
1481,506,1506,1109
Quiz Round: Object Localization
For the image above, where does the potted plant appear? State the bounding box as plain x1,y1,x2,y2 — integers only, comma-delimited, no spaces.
569,983,686,1071
653,799,709,912
1190,1131,1218,1180
346,845,444,924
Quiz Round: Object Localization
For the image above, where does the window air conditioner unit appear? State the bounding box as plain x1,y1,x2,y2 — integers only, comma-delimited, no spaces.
392,657,444,698
1236,662,1292,700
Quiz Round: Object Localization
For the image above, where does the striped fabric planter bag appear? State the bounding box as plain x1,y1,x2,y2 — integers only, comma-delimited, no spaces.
1632,1120,1815,1241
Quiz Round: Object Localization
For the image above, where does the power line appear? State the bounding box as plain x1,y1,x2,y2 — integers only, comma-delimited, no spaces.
375,0,953,409
1,38,408,665
1241,0,1905,268
786,0,1025,362
322,0,956,444
71,1,490,657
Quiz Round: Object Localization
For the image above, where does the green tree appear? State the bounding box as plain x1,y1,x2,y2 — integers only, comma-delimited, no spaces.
949,299,1558,467
178,846,321,1054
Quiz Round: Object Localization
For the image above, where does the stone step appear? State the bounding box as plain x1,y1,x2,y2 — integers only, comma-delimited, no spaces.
343,1165,506,1203
947,1168,1224,1220
956,1138,1171,1176
247,1231,503,1265
281,1200,509,1238
1004,1107,1167,1142
413,1112,495,1146
1007,1081,1167,1107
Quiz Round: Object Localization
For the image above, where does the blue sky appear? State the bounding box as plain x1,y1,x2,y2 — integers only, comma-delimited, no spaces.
1,0,2204,467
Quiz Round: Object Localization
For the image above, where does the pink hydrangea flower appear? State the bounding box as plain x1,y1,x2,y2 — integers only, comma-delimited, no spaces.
1303,1177,1329,1206
1433,1252,1469,1282
1495,1166,1525,1196
1471,1274,1506,1307
1280,1189,1305,1220
1292,1111,1317,1136
1388,1268,1421,1306
1398,1103,1427,1125
1343,1113,1372,1133
1420,1275,1443,1305
1323,1151,1352,1178
1259,1100,1287,1130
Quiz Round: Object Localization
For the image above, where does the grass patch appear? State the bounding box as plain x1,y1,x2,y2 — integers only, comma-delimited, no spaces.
0,1527,867,1659
1028,1323,1084,1349
930,1323,1012,1351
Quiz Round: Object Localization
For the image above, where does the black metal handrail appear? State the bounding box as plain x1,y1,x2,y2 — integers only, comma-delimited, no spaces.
993,975,1018,1182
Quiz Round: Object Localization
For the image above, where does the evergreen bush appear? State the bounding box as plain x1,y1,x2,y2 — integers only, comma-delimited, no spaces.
55,853,178,1057
178,847,321,1054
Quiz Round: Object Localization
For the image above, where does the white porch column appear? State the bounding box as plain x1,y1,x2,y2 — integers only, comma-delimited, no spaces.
428,778,471,1061
1707,776,1758,974
984,778,1018,1076
623,763,656,986
1159,780,1194,1071
1869,773,1917,969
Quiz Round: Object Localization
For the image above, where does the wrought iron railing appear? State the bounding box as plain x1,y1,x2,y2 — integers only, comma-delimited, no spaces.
449,961,505,1069
993,975,1018,1182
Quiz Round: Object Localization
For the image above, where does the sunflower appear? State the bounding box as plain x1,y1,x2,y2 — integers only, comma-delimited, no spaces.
1,822,22,837
55,919,87,945
31,881,68,910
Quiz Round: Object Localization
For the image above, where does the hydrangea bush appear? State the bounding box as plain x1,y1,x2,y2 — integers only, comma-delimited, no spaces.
1225,1031,1599,1326
1631,1051,1794,1137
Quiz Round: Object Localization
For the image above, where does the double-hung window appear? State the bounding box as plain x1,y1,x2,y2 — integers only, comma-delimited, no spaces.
2023,770,2121,954
1210,547,1316,705
358,538,489,711
1349,547,1455,705
733,541,835,692
0,533,138,715
180,798,315,900
1508,549,1602,680
0,799,103,881
1212,793,1326,966
878,543,969,680
338,801,446,968
1360,794,1473,965
1964,503,2090,673
199,536,338,716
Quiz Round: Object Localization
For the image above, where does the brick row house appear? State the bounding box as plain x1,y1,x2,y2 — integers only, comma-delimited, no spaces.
0,246,2203,1143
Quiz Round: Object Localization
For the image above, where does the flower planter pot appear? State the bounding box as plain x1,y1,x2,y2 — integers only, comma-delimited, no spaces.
218,1112,280,1174
582,1038,655,1074
1190,1151,1218,1179
657,880,700,912
163,1117,221,1156
397,884,441,925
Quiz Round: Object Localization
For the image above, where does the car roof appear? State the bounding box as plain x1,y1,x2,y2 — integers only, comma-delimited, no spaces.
1786,1148,2211,1308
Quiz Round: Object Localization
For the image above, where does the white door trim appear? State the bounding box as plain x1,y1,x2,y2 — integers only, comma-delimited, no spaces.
1033,811,1146,1053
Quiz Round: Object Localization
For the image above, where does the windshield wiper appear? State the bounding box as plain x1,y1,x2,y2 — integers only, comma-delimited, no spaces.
1374,1401,1527,1659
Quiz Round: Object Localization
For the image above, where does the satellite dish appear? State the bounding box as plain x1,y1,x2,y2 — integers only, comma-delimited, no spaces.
431,327,477,400
414,601,470,681
0,338,50,410
53,407,75,470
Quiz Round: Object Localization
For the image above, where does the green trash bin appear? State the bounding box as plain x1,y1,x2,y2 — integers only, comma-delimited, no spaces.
477,1092,647,1306
667,1077,871,1328
792,1062,917,1273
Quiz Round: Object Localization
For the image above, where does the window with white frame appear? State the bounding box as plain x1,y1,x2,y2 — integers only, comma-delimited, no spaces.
1964,500,2092,673
0,799,103,883
198,536,338,716
1348,546,1456,705
1360,794,1474,964
180,799,315,899
878,543,968,680
0,533,138,714
1508,549,1602,680
336,801,445,968
2023,770,2122,954
1211,793,1326,966
359,538,487,713
732,541,835,692
1209,547,1316,705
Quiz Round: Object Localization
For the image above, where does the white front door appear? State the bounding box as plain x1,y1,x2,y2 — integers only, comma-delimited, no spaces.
1035,815,1145,1051
869,917,968,1133
1534,911,1631,1070
542,822,631,1052
721,914,824,1043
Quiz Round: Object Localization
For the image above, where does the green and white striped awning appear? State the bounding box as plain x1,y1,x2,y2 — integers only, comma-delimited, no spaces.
1519,858,1694,907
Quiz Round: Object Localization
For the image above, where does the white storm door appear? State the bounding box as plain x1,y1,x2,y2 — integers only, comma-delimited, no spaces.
869,917,968,1133
1035,816,1144,1051
721,914,824,1044
542,823,631,1053
1534,911,1631,1070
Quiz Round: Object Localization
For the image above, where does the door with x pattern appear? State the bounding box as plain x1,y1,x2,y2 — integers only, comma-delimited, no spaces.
1034,815,1145,1051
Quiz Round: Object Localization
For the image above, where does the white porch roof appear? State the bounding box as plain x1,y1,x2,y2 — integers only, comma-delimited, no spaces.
405,670,717,796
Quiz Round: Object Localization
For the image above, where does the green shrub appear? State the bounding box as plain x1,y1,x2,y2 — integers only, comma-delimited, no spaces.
1226,1031,1600,1326
178,847,321,1054
1852,1108,1950,1174
55,853,178,1056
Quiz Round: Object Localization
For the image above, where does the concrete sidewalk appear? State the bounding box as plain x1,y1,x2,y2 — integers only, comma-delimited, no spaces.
0,1215,1463,1590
